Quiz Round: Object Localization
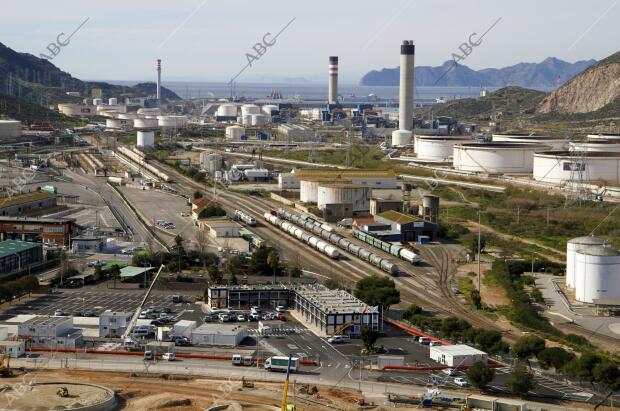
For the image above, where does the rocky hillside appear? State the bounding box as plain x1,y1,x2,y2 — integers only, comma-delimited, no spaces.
360,57,596,89
537,51,620,114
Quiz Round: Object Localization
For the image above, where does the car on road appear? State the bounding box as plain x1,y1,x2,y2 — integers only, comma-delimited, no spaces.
143,350,154,361
155,219,167,226
442,368,456,376
164,223,176,230
54,309,65,317
162,352,176,361
454,377,469,387
327,336,346,344
121,248,134,255
170,335,191,346
236,314,246,322
180,212,190,217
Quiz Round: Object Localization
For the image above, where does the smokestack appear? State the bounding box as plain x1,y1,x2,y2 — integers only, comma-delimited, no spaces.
156,59,162,100
399,40,415,131
328,56,338,104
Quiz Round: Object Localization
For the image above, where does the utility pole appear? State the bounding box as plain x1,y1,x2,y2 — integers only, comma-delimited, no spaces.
546,207,550,227
517,206,520,225
477,209,481,291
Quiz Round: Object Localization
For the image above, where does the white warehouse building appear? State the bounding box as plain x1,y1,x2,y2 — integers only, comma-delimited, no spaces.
453,143,551,173
533,151,620,185
574,245,620,304
430,344,488,367
566,236,609,288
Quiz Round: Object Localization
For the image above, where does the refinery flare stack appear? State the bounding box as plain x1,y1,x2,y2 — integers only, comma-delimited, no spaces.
392,40,415,147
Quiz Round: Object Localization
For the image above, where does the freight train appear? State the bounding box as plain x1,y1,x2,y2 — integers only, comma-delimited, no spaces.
353,230,420,264
234,209,257,226
276,208,399,275
263,213,340,259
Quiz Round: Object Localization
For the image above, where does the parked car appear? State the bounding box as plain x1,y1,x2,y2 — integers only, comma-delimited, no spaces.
430,341,442,346
171,335,191,346
84,311,95,317
72,310,83,317
276,305,286,313
327,335,346,344
150,320,165,326
143,350,154,361
54,309,65,317
454,377,469,387
277,314,286,321
442,368,456,376
219,314,230,322
162,352,176,361
162,307,172,314
418,337,431,345
249,313,260,321
236,314,246,322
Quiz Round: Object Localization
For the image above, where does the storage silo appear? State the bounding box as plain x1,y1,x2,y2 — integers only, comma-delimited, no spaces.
317,183,371,212
217,104,238,117
491,134,568,150
421,195,440,223
251,114,268,126
225,126,245,140
201,153,224,174
416,136,472,161
137,130,155,147
566,236,609,288
134,117,159,129
574,245,620,303
93,98,103,106
392,130,412,147
108,97,118,105
241,104,260,116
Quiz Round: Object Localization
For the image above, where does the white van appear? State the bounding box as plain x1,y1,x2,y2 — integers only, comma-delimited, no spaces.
418,337,431,345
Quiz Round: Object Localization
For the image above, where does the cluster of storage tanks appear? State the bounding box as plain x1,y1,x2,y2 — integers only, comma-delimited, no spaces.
566,236,620,304
216,103,278,126
275,208,399,275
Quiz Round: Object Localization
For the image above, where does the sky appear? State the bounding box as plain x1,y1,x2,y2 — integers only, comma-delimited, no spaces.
1,0,618,84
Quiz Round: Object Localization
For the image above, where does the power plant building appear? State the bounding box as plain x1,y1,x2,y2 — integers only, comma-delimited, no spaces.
277,124,315,142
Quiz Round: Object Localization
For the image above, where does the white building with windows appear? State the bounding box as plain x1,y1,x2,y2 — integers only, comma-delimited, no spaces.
18,316,83,349
99,310,133,338
429,344,488,367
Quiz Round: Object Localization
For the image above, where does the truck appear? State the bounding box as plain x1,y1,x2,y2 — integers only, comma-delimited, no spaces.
264,356,299,373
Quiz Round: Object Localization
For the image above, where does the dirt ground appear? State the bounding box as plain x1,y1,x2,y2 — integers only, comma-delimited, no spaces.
0,370,410,411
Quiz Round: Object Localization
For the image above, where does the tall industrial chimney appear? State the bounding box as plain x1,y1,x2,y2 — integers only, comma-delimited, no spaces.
328,56,338,104
392,40,415,146
156,59,162,100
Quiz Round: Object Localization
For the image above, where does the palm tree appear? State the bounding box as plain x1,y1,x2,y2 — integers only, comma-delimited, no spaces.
267,250,279,285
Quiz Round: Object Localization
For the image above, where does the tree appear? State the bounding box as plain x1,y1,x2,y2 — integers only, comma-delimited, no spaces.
470,234,487,255
360,325,379,353
470,289,482,309
593,361,620,390
354,276,400,309
227,271,238,285
193,190,203,199
506,364,534,396
288,265,302,279
224,255,245,278
564,351,602,383
324,279,343,290
267,250,280,285
248,246,282,277
511,335,546,361
466,362,495,390
536,347,574,370
93,265,102,281
207,264,222,284
110,264,121,288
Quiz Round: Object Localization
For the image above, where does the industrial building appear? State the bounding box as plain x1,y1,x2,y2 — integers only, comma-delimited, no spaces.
453,143,551,173
17,316,83,349
369,197,403,215
533,151,620,185
373,210,438,242
277,124,315,142
99,310,133,338
0,340,25,357
291,284,381,337
191,324,248,347
0,216,79,246
0,192,57,216
199,219,242,239
0,119,22,142
207,285,291,310
0,240,43,275
429,344,488,367
71,235,105,254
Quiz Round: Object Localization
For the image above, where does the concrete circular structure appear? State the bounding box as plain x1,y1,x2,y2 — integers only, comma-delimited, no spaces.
217,104,238,117
262,104,279,115
226,125,245,140
0,382,116,411
137,107,162,116
587,133,620,141
415,136,472,161
300,179,324,203
575,245,620,303
59,103,94,116
106,118,131,129
134,117,159,129
391,130,412,146
158,115,188,129
566,236,609,288
317,183,371,212
137,130,155,147
241,104,261,116
492,133,568,150
453,143,551,173
533,151,620,185
251,114,268,126
0,119,22,139
569,140,620,152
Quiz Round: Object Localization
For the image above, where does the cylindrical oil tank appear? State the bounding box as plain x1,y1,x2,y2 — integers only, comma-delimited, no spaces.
241,104,261,116
533,151,620,185
0,119,22,139
137,108,162,116
262,104,279,116
158,115,188,129
106,118,131,129
201,153,224,174
217,104,238,117
566,236,609,288
251,114,268,125
108,97,118,105
570,140,620,152
93,98,103,106
415,136,472,161
492,134,568,150
242,114,252,125
225,125,245,140
574,245,620,303
300,180,322,203
317,184,371,212
117,112,140,120
137,130,155,147
59,103,94,116
392,130,412,146
134,117,159,129
99,110,118,118
453,143,551,173
587,133,620,141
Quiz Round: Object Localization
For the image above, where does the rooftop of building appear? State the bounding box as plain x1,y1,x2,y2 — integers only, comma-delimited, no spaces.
293,284,378,314
376,210,423,225
371,197,402,203
430,344,487,356
0,191,55,208
22,316,71,326
0,216,75,224
202,219,242,229
294,169,396,179
193,324,248,334
0,240,42,259
120,266,155,278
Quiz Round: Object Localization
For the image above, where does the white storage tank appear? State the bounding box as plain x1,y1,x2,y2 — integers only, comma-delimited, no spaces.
300,180,323,203
217,104,238,117
108,97,118,105
262,104,279,116
99,110,118,118
569,140,620,152
137,108,162,116
58,103,95,116
574,245,620,303
251,114,268,126
137,130,155,147
158,115,188,129
93,98,103,106
0,119,22,140
134,117,159,129
241,104,260,116
225,125,245,140
416,136,472,161
201,153,224,174
566,236,609,288
117,112,139,120
242,114,252,125
533,151,620,185
391,130,412,146
317,183,371,212
106,118,131,129
453,143,551,173
492,134,568,150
